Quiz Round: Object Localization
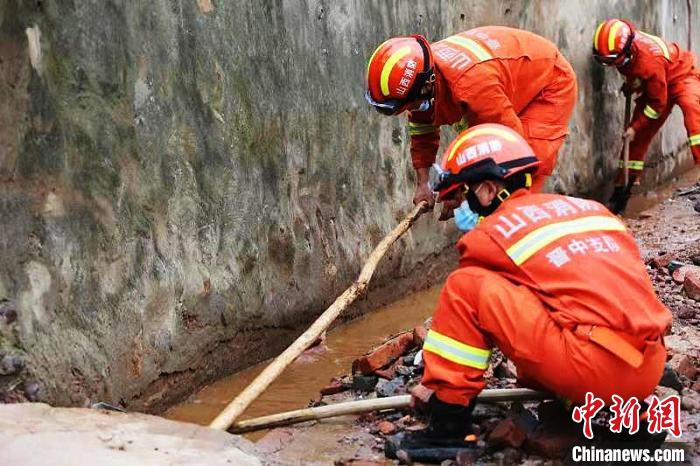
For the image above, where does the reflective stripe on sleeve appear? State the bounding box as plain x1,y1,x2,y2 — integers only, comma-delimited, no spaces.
408,122,439,136
506,216,627,266
619,160,644,170
643,105,661,119
688,134,700,146
639,32,670,60
423,329,491,370
443,36,493,62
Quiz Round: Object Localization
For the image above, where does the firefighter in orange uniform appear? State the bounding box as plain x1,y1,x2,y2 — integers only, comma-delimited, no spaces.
365,26,577,203
592,19,700,212
388,124,671,458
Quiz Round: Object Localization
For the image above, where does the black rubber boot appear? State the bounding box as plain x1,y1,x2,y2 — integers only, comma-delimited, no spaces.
608,184,632,214
385,396,477,461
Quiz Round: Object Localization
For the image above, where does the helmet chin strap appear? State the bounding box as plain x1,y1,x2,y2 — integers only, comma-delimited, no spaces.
466,186,511,217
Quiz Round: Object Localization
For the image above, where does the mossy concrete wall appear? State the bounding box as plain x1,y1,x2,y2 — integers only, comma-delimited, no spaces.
0,0,697,409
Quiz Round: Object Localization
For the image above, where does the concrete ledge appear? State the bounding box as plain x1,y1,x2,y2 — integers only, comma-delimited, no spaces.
0,403,261,466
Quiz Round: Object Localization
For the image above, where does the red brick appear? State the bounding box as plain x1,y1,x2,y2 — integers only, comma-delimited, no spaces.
672,265,700,284
684,268,700,300
672,355,699,380
374,359,401,380
412,325,427,347
649,252,677,270
487,418,526,448
320,378,346,396
526,431,578,458
352,332,414,375
377,420,397,435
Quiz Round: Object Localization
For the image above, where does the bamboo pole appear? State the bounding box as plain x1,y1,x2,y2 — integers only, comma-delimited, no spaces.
209,201,429,431
229,388,550,433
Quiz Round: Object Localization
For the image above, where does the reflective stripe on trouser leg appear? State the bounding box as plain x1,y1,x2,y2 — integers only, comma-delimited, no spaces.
619,159,644,171
690,134,700,164
423,329,492,370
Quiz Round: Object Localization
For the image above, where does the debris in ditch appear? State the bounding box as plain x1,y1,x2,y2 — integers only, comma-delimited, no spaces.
352,331,414,375
321,377,350,396
684,267,700,300
352,375,379,392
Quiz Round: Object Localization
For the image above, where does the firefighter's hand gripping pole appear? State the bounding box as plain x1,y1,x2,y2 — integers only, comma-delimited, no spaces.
208,201,430,431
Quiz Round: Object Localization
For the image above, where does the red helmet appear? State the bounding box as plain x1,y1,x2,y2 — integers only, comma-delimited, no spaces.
365,35,435,115
429,124,540,201
592,19,635,66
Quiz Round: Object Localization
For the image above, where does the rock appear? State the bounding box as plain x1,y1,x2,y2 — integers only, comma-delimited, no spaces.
678,307,697,319
694,199,700,213
649,252,677,270
352,375,379,392
684,268,700,300
494,359,518,379
440,460,456,466
377,421,397,435
23,382,43,402
0,302,17,325
668,354,698,381
414,350,424,368
691,254,700,267
375,378,406,398
352,332,414,375
672,265,700,283
375,359,402,380
455,449,481,465
412,325,427,347
681,390,700,413
655,385,678,400
0,353,25,375
472,403,503,421
487,418,527,448
526,429,578,459
659,364,684,392
321,378,347,396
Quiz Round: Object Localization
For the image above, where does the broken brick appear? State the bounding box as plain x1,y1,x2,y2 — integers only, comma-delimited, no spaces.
487,418,527,448
412,325,427,347
526,430,578,459
320,378,347,396
672,265,700,283
669,354,699,381
377,421,397,435
375,359,402,380
648,252,677,270
683,267,700,300
352,332,414,375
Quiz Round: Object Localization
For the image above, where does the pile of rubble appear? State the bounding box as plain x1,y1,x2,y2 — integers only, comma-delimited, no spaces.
319,267,700,464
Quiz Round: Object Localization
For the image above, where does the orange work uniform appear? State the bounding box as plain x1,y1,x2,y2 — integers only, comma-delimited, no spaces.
421,190,671,407
408,27,577,192
618,31,700,182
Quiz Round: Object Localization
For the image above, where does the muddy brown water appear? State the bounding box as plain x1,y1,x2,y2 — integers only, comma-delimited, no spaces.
165,285,441,434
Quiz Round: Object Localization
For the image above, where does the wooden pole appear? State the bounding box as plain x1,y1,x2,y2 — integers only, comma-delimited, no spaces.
209,202,429,431
622,92,632,188
229,388,550,433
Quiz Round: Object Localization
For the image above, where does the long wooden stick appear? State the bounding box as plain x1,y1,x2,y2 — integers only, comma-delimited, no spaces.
622,92,632,188
209,202,429,430
229,388,550,433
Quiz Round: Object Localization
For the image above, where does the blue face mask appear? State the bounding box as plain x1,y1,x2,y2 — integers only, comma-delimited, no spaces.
453,200,479,232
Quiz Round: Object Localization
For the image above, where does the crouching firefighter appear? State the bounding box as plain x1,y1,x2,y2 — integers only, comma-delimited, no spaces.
387,124,671,461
